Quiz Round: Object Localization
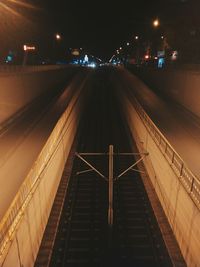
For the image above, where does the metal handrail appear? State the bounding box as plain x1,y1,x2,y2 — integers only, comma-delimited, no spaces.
0,89,81,257
132,97,200,208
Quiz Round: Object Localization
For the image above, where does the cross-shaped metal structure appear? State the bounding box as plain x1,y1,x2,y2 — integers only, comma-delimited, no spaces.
76,145,148,243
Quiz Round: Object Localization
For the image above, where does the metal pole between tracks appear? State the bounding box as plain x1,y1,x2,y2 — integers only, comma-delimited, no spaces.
108,145,114,245
76,146,148,248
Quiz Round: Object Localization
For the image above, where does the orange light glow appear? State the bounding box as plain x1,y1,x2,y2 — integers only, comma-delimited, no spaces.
56,34,61,40
0,0,39,18
153,19,159,27
8,0,38,10
23,45,36,51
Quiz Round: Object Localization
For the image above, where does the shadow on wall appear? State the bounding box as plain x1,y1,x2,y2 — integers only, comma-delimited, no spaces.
128,66,200,119
0,66,78,124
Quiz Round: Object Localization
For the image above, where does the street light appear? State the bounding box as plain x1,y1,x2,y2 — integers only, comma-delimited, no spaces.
55,33,61,40
153,19,160,28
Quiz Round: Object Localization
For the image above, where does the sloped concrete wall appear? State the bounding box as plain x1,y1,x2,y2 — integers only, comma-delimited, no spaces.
0,87,82,267
120,94,200,267
132,68,200,118
0,66,77,124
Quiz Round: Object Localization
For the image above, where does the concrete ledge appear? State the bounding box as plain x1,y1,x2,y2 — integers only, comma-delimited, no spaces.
0,66,77,124
120,93,200,267
0,83,83,267
132,67,200,119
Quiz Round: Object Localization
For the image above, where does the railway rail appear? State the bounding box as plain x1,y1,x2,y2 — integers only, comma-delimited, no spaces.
35,67,184,267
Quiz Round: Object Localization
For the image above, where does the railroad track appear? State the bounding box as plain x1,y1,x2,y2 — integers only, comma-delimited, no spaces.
35,67,178,267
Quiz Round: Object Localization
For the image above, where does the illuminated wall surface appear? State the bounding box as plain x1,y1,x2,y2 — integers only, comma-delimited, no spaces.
135,67,200,118
0,73,83,266
0,66,75,124
118,75,200,267
1,67,200,266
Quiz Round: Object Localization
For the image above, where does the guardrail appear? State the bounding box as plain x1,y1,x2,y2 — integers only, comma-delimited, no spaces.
133,97,200,209
0,65,67,74
0,88,81,257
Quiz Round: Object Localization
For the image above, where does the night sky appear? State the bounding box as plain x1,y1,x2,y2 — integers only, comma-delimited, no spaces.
0,0,197,61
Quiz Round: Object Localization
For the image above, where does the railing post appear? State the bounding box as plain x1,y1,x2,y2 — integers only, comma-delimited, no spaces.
159,135,162,145
191,178,194,192
108,145,114,245
172,151,175,164
180,163,184,177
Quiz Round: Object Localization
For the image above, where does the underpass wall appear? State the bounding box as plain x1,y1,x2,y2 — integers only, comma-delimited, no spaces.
0,65,77,124
0,84,84,267
131,68,200,118
119,93,200,267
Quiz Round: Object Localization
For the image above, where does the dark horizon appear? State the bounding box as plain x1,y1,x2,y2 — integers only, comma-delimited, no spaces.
0,0,198,62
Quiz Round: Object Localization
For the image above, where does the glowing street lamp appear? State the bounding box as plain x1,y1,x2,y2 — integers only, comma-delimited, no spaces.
153,19,160,28
135,35,139,40
55,33,61,40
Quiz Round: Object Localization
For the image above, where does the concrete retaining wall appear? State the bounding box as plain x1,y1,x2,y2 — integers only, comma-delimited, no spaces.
0,85,83,267
132,68,200,118
0,66,77,124
119,93,200,267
